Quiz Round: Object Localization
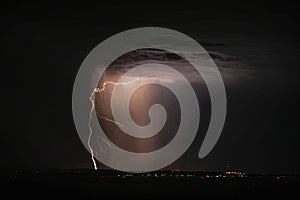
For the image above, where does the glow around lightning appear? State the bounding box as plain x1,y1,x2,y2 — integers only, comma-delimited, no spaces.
72,27,226,172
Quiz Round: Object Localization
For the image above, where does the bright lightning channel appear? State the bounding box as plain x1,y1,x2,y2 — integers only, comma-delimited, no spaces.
88,78,140,169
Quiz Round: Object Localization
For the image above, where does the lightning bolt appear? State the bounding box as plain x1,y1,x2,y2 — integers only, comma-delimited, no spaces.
88,77,140,169
96,114,124,127
88,89,98,169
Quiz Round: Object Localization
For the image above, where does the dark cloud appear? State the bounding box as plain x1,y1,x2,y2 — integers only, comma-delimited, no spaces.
1,2,299,173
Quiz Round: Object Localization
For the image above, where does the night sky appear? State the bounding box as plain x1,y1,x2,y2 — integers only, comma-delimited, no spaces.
1,1,299,174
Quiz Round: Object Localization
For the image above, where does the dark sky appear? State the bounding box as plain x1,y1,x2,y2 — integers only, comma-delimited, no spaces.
1,1,299,173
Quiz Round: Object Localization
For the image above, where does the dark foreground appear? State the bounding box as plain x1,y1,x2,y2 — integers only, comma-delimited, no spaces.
0,170,298,199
